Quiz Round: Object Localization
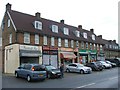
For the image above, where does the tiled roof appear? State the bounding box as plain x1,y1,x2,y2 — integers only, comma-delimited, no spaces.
9,10,104,44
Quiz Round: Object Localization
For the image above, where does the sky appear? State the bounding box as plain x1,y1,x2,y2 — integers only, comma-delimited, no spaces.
0,0,119,43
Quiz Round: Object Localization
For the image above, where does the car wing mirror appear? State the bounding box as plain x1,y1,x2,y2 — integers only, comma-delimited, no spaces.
18,67,23,69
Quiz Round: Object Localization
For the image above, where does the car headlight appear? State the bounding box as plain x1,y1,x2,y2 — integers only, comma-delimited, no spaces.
51,72,56,74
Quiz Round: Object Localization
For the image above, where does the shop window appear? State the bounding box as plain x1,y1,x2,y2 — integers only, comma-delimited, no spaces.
24,33,30,44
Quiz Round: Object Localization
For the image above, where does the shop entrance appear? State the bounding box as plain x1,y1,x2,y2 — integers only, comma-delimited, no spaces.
20,57,39,65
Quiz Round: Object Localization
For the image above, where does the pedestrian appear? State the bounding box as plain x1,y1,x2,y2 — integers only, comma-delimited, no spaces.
60,63,64,78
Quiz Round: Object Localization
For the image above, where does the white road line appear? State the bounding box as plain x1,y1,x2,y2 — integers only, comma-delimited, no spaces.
109,76,118,80
76,83,95,88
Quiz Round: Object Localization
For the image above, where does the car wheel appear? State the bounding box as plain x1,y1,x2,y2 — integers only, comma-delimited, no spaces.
47,74,51,79
80,70,84,74
66,69,70,73
15,72,19,78
27,75,31,82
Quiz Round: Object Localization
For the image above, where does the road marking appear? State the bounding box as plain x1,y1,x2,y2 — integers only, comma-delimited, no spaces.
109,76,118,80
76,83,95,88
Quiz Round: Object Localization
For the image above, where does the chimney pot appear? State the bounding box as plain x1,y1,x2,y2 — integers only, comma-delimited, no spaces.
60,20,64,24
113,40,116,43
90,28,94,33
78,25,82,29
6,3,11,11
35,12,41,19
98,35,102,39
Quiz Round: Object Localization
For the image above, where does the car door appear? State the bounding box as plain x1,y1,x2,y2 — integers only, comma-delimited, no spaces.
68,64,76,72
22,65,31,78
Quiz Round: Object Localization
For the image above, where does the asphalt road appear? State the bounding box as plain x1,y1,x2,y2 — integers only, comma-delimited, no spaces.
2,67,119,89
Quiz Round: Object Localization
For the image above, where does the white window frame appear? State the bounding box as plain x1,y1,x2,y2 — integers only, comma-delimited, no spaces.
100,45,102,50
24,33,30,44
51,37,55,46
34,21,42,30
86,42,88,49
71,40,74,48
83,32,87,39
35,34,39,44
58,38,61,47
43,36,47,45
76,41,79,47
90,43,92,50
8,19,10,27
52,25,58,33
92,35,95,40
9,33,12,44
94,44,96,50
65,39,68,47
97,44,99,50
63,27,69,35
76,30,80,37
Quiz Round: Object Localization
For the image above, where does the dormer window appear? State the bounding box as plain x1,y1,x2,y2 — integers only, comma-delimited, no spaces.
92,35,95,40
63,27,69,35
75,30,80,37
52,25,58,33
34,21,42,30
83,32,87,39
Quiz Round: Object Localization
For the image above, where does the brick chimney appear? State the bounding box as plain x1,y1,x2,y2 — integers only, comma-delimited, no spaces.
90,28,94,33
113,40,116,43
78,25,82,29
60,20,64,24
6,3,11,11
98,35,102,39
35,12,41,19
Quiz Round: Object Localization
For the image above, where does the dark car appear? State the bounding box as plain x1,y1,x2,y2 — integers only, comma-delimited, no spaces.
86,62,103,71
45,65,61,79
106,59,120,67
15,64,47,82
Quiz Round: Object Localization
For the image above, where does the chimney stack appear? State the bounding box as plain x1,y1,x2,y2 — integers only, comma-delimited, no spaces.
6,3,11,11
90,28,94,33
113,40,116,43
98,35,102,39
78,25,82,29
35,12,41,19
60,20,64,24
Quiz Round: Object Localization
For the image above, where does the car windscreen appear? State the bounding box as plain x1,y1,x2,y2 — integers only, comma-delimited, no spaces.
33,65,45,71
46,66,56,70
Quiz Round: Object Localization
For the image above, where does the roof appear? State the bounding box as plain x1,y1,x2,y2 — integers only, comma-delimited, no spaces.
8,10,104,44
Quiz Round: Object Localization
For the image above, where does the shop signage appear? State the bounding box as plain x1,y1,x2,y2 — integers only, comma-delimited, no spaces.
79,49,97,54
20,45,39,51
59,47,74,52
43,46,58,50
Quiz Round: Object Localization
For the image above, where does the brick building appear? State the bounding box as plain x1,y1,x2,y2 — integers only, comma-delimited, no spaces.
1,3,119,73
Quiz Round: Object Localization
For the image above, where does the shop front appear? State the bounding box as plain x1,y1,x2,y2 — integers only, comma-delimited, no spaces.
42,46,58,68
59,48,77,67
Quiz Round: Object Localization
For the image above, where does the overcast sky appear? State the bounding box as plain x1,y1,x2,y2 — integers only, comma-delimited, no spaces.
0,0,119,43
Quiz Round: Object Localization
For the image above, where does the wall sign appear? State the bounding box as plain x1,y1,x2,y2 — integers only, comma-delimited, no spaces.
20,45,39,51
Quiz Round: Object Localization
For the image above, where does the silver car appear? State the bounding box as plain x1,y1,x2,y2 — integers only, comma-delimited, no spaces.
15,64,47,82
98,61,112,69
65,63,92,74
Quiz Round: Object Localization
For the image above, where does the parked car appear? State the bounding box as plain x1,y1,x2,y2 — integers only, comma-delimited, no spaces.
45,65,61,79
105,60,116,67
86,62,103,71
106,58,120,67
65,63,92,74
15,64,47,82
97,61,112,69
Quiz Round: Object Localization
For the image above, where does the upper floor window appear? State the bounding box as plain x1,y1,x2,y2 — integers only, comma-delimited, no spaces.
83,32,87,39
51,37,55,46
97,44,99,50
35,34,39,44
90,43,92,50
92,35,95,40
94,44,96,50
63,27,69,35
52,25,58,33
86,42,88,49
65,39,68,47
0,38,2,46
24,33,30,44
100,45,102,50
105,44,108,48
71,40,74,48
9,33,12,44
81,41,84,49
109,45,112,48
75,30,80,37
34,21,42,30
76,41,79,47
58,38,61,47
8,19,10,27
43,36,47,45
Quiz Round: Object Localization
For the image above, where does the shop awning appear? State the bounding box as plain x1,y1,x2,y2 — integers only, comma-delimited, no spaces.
60,52,76,59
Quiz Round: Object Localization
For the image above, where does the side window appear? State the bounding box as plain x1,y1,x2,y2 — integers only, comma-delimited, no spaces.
24,65,31,70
